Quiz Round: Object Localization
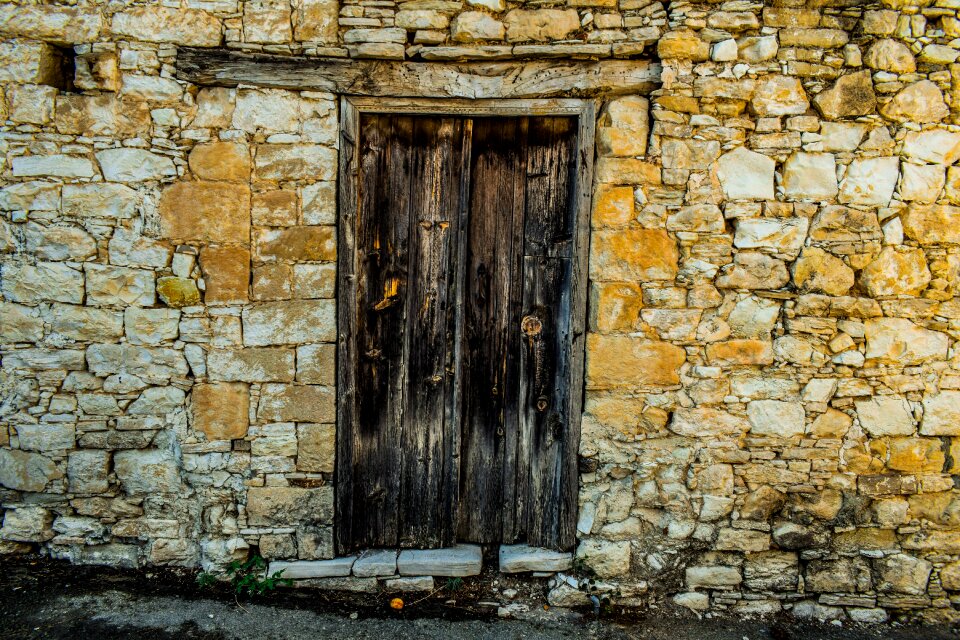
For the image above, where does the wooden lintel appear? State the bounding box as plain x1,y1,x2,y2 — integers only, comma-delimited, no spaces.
175,47,661,98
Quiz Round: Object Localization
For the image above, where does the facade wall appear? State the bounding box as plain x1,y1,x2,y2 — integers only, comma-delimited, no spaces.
1,0,960,624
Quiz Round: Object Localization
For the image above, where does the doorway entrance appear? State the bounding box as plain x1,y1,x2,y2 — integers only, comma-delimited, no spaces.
335,99,594,554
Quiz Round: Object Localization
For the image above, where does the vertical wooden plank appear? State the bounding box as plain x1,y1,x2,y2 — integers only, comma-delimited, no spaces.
397,117,468,548
335,98,360,554
456,117,527,544
337,113,415,551
517,256,573,549
523,117,578,258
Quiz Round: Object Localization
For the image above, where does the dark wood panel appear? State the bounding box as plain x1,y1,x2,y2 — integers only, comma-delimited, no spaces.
456,117,528,544
397,117,469,548
517,256,575,549
176,47,661,98
524,117,578,258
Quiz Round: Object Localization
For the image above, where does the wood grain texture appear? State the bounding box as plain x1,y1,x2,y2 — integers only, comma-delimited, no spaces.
176,47,660,98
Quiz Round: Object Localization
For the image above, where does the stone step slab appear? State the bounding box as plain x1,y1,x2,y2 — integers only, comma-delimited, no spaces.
397,544,482,577
499,544,573,573
269,556,356,579
383,575,435,592
352,549,398,577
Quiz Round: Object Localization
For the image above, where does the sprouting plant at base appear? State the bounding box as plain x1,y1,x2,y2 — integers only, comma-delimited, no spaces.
445,577,463,593
196,571,217,589
225,555,292,597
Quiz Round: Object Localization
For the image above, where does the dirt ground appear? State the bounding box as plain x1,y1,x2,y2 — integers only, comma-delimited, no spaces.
1,556,957,640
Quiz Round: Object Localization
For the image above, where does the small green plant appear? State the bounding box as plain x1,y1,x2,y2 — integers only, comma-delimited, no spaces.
226,555,292,597
445,577,463,593
196,571,217,589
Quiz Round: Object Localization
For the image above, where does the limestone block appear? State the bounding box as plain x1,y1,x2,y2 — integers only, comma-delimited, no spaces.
191,87,236,129
662,138,720,170
781,152,837,202
860,247,931,297
685,565,741,589
819,122,866,152
594,158,660,185
14,423,75,452
258,384,334,423
56,94,151,138
192,382,250,440
254,226,336,262
669,407,745,437
920,391,960,436
864,318,948,365
0,449,60,492
293,0,338,42
74,51,120,92
792,247,854,296
0,41,65,84
244,1,293,44
737,35,778,63
0,303,44,343
251,423,298,457
902,204,960,245
902,130,960,165
805,557,871,593
159,182,251,243
657,30,709,61
246,485,333,526
747,400,805,438
302,182,336,225
67,450,110,494
399,545,482,577
114,449,181,494
0,181,60,212
875,554,932,595
711,39,737,62
2,262,84,304
156,277,200,308
2,348,85,371
47,304,123,342
502,9,578,42
0,4,101,43
200,245,250,305
12,155,97,179
900,163,944,204
451,12,504,42
296,343,335,384
941,562,960,591
253,190,298,226
714,146,774,201
0,506,53,542
750,75,809,117
809,205,882,244
881,81,949,124
86,344,189,381
838,157,899,206
96,148,176,183
207,348,295,383
706,339,775,365
124,308,180,345
62,183,138,219
188,142,251,182
270,557,355,579
727,296,780,339
585,335,685,388
666,204,724,233
111,7,222,47
813,70,875,119
242,300,335,345
85,263,154,307
733,217,809,260
8,84,56,125
296,423,335,473
715,253,789,290
119,75,183,102
108,228,172,269
127,387,186,415
293,263,335,299
589,228,677,281
864,39,916,73
856,396,916,437
23,222,97,261
255,144,337,181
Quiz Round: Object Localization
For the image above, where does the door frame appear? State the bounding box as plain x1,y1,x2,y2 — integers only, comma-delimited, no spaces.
335,97,597,553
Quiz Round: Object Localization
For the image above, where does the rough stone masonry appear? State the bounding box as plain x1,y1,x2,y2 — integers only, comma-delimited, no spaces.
2,0,960,626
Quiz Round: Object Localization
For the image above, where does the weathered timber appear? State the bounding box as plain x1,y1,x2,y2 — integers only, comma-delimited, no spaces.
176,47,660,98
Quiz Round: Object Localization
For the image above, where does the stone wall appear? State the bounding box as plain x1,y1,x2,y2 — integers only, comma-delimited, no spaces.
2,0,960,625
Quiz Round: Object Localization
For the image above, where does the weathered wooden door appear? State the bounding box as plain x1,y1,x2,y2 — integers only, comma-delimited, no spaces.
337,109,585,553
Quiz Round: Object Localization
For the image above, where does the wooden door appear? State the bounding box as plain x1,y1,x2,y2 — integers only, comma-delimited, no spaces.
337,111,582,553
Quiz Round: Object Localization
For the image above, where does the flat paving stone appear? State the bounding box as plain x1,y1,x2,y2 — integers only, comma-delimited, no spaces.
397,544,482,577
499,545,572,573
353,549,398,577
382,575,435,592
269,557,356,579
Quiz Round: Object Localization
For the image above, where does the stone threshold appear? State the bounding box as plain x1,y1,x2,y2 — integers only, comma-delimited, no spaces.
269,544,573,590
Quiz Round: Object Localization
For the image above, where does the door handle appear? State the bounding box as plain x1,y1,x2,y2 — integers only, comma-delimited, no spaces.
521,315,548,412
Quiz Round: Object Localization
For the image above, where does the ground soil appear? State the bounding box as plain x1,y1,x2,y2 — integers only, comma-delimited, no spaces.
0,555,957,639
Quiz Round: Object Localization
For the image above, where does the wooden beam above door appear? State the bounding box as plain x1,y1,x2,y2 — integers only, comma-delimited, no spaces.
175,47,661,98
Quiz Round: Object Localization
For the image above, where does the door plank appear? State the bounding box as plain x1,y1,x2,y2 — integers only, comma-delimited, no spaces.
397,117,468,548
457,117,528,543
517,256,574,549
523,117,577,258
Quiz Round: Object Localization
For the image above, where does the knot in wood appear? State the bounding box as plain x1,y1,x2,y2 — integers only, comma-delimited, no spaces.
521,315,543,337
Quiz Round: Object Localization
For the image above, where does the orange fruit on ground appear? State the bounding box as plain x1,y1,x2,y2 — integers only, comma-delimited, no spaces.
390,597,404,610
